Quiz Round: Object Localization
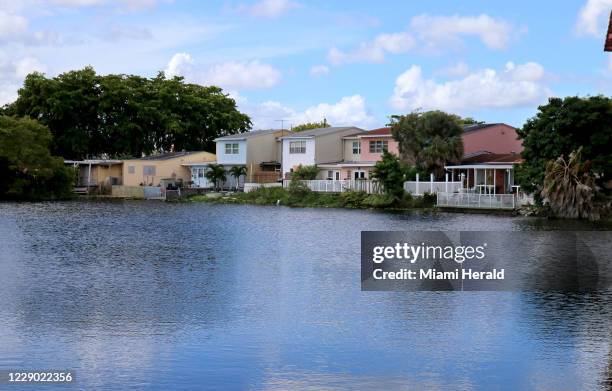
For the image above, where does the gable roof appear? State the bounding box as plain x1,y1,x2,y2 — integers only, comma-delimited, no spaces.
462,123,515,133
605,10,612,51
462,152,523,164
215,129,291,141
281,126,364,138
361,127,392,137
134,151,207,161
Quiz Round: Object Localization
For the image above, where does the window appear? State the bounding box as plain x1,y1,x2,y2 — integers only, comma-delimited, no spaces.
354,171,365,180
225,143,239,154
198,169,203,178
127,165,135,174
369,140,388,153
289,140,306,154
143,165,156,176
352,141,361,155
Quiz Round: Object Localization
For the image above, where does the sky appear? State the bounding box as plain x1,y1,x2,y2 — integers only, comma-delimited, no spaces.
1,0,611,130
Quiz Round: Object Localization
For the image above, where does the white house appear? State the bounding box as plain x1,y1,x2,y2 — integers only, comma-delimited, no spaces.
280,126,365,178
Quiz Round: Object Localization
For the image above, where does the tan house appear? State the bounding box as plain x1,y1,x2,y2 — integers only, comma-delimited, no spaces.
65,159,123,194
122,151,216,187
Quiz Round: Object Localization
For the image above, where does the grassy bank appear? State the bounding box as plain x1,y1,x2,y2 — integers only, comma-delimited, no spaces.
186,184,436,211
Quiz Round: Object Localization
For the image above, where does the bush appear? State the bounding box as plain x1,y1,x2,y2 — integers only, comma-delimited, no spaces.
292,165,318,180
340,190,368,208
362,193,396,208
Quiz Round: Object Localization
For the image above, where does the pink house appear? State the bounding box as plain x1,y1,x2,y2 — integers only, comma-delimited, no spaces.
318,127,399,180
462,123,523,156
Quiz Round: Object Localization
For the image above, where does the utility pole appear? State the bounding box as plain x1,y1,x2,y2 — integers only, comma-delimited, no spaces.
275,119,286,130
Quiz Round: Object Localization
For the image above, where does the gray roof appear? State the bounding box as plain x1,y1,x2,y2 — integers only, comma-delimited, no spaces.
215,129,291,141
136,151,205,161
281,126,365,138
462,123,513,133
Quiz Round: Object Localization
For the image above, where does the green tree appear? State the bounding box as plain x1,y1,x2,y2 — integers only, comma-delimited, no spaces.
292,164,318,180
205,164,227,191
515,96,612,194
390,110,463,179
229,165,248,189
541,148,603,220
0,116,73,200
5,67,252,159
292,120,330,132
371,151,406,200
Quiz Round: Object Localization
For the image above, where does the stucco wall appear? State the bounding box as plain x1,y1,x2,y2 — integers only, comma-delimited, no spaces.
343,138,361,162
216,140,247,165
360,137,399,162
123,151,215,186
281,137,315,175
462,124,523,155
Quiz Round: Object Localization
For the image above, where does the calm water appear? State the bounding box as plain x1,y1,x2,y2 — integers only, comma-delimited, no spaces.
0,201,610,390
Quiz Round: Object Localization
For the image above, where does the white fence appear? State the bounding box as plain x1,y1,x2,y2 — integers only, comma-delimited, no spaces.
244,182,282,193
437,192,517,209
283,180,382,194
404,180,462,195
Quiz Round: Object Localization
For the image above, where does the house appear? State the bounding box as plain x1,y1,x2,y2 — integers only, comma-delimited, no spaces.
280,126,365,179
65,159,123,194
462,123,523,156
318,127,398,180
213,129,292,187
122,151,216,188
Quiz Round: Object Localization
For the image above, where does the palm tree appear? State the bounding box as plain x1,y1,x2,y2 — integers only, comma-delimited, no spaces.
205,164,227,191
229,165,248,190
541,148,600,220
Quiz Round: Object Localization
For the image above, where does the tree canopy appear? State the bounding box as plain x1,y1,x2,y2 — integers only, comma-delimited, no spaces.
515,96,612,193
390,110,464,179
292,120,330,132
0,116,73,200
4,67,251,160
371,151,407,200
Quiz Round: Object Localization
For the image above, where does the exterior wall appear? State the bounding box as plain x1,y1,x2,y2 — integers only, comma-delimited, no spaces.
77,164,122,186
360,136,399,162
343,138,361,162
314,129,363,164
245,131,285,174
340,166,373,180
462,124,523,155
111,185,145,199
216,139,247,165
122,151,215,187
281,138,316,176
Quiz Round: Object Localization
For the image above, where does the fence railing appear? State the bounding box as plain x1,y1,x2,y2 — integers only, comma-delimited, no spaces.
436,192,516,209
404,181,462,195
283,180,382,194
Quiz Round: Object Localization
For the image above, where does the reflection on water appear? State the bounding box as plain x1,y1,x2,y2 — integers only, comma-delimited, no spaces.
0,201,610,390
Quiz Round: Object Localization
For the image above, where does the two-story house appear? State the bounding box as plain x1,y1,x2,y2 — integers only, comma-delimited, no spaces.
318,127,399,180
189,129,291,188
280,127,365,179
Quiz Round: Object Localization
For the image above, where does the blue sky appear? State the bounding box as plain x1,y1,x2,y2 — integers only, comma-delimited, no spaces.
1,0,611,129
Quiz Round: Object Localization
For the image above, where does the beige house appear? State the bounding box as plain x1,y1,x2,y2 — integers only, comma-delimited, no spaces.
122,151,216,187
211,129,292,187
65,159,123,194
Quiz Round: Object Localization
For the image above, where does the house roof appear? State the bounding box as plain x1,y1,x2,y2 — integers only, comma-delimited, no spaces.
215,128,291,141
281,126,364,138
64,159,122,165
361,127,392,137
133,151,210,161
462,123,515,133
462,152,523,164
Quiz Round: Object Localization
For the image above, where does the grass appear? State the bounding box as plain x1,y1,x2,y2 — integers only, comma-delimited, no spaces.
186,185,436,211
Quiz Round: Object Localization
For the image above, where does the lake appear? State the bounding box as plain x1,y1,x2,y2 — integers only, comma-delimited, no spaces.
0,201,610,390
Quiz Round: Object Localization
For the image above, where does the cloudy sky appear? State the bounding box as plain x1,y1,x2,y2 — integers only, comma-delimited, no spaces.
1,0,611,129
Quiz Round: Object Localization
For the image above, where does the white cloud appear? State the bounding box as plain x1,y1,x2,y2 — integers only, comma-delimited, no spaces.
236,94,375,129
437,61,470,77
238,0,300,18
164,53,281,89
0,11,28,41
0,55,47,105
164,52,193,77
309,64,329,76
576,0,612,36
390,61,551,112
410,14,516,50
328,32,414,65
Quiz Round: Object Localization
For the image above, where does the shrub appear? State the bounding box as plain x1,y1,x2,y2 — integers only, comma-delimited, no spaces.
292,164,318,180
362,193,396,208
340,190,368,208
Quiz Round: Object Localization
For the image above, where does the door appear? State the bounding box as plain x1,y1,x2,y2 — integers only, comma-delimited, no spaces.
354,171,365,180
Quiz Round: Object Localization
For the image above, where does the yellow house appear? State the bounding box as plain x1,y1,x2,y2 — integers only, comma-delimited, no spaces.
122,151,216,187
65,159,123,194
